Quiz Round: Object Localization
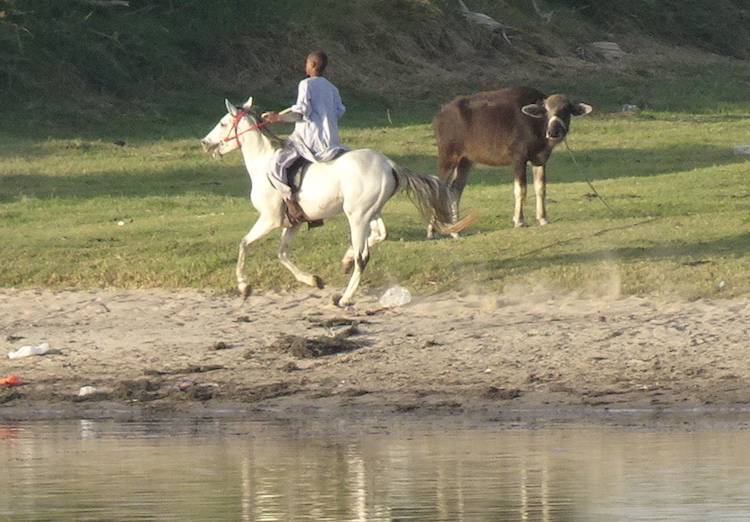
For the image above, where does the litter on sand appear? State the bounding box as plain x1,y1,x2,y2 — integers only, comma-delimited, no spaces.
0,375,22,387
78,386,99,397
379,286,412,308
8,342,50,359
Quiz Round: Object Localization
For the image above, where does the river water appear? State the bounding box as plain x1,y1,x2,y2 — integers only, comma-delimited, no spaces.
2,417,750,521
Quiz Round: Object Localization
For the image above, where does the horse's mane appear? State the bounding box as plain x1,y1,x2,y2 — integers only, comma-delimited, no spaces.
246,110,285,149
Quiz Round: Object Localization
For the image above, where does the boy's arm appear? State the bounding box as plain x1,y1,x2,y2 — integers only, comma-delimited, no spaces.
335,88,346,119
276,108,303,123
262,80,309,123
289,79,311,119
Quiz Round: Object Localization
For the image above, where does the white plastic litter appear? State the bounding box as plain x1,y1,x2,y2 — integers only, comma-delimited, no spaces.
8,342,50,360
78,386,99,397
379,286,412,308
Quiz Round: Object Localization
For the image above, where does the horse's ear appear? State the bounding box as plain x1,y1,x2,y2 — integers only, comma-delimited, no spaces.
225,99,238,116
242,96,254,110
521,104,546,119
572,103,593,116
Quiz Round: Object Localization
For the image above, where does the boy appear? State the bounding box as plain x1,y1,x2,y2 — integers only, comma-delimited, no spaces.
262,50,347,225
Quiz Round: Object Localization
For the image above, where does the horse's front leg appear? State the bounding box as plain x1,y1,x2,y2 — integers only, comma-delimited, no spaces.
532,164,548,226
278,224,325,289
236,218,278,300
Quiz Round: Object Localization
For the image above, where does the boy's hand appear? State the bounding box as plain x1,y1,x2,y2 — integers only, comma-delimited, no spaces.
261,111,281,123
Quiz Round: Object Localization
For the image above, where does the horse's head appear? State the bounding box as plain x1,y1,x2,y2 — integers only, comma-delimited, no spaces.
521,95,593,143
200,96,258,158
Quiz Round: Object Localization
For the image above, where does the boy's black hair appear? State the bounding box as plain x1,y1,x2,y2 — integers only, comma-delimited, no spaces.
307,50,328,74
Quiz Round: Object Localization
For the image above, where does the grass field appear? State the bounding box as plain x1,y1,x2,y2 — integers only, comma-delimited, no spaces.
1,106,748,299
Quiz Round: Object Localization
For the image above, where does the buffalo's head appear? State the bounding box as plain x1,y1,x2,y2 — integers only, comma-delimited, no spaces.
522,95,593,143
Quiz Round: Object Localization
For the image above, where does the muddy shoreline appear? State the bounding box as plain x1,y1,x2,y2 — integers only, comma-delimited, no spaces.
1,288,749,423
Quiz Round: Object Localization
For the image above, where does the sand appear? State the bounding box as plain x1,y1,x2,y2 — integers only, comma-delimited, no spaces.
1,287,749,421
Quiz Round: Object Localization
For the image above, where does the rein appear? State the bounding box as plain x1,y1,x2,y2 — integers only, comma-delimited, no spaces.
563,138,614,214
222,110,269,147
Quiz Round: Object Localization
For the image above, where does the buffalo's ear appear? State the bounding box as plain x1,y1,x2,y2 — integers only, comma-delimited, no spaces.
225,99,238,116
572,103,593,116
521,104,546,118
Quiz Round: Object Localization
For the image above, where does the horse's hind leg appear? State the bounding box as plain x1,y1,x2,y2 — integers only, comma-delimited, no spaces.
341,217,386,274
336,217,370,307
279,224,325,289
371,216,387,244
236,218,278,300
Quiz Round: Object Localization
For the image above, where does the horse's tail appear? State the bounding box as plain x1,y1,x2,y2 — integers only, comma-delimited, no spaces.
391,164,478,235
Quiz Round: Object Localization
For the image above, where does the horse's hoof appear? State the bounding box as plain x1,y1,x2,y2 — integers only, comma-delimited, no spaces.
450,232,461,239
538,218,549,226
239,284,252,302
332,293,343,306
341,259,354,274
513,221,527,228
313,275,325,289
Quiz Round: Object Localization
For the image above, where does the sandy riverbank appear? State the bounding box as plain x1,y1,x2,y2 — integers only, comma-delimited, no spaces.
1,288,749,422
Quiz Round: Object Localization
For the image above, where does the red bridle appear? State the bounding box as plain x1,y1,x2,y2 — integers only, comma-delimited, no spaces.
222,110,269,148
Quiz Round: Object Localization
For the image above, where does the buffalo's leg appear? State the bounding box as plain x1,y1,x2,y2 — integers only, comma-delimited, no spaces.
429,155,456,239
449,158,473,224
532,164,548,226
513,161,528,227
429,157,473,239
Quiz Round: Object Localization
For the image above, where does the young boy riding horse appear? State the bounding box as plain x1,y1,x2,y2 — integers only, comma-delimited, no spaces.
262,50,347,226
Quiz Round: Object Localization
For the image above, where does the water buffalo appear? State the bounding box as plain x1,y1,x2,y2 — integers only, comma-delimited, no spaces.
429,86,592,237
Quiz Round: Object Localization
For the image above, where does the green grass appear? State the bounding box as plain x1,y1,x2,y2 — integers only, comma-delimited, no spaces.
1,108,749,298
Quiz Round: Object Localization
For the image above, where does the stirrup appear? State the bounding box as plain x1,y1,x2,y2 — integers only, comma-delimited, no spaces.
307,220,324,230
283,199,308,227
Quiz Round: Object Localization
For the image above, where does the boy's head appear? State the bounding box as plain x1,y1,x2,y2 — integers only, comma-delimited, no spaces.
305,51,328,77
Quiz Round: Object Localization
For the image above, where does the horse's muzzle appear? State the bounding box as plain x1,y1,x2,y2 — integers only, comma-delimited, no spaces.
200,139,222,158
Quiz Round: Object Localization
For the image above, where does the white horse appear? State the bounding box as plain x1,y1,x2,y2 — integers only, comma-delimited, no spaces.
200,97,473,306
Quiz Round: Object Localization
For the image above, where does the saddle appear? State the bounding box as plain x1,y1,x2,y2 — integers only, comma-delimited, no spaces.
284,150,348,229
287,148,349,192
286,156,313,194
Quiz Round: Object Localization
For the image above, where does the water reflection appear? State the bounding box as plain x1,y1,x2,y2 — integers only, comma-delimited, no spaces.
1,419,750,520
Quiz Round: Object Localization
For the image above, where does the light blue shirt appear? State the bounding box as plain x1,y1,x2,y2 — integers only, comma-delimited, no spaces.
289,76,346,161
